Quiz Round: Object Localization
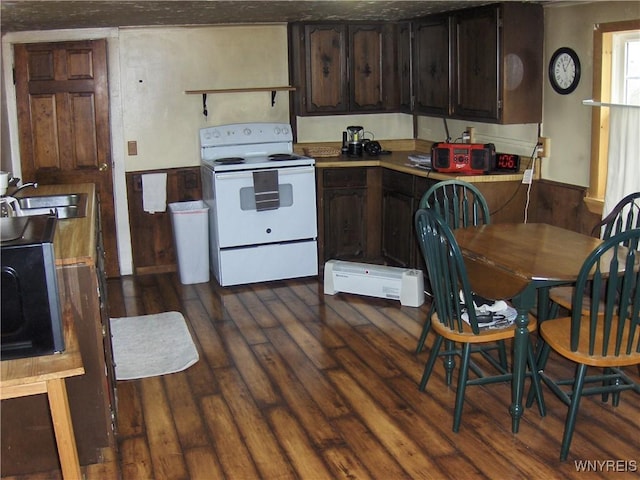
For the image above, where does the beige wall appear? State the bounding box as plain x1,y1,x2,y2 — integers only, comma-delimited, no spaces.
296,113,414,144
415,117,539,159
120,25,290,172
541,1,639,187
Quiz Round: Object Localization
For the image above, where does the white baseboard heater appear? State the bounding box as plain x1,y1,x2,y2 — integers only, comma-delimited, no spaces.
324,260,425,307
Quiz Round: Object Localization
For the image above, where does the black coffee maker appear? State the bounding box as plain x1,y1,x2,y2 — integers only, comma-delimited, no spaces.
345,126,364,157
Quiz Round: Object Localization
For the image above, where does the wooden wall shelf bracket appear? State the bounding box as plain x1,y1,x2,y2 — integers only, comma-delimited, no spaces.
185,86,296,116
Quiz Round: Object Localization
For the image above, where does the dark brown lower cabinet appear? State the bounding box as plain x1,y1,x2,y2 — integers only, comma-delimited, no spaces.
382,169,417,267
382,170,435,270
317,167,381,268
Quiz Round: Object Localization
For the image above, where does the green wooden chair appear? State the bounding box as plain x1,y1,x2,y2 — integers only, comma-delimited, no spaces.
528,228,640,461
415,208,545,432
415,179,491,354
545,191,640,317
415,179,508,387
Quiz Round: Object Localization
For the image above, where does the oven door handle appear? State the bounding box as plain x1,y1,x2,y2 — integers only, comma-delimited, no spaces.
215,166,314,180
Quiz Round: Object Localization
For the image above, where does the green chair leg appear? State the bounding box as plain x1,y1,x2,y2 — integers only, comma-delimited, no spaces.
497,340,508,370
526,342,551,408
560,363,588,461
452,343,472,432
419,335,444,391
443,339,456,386
415,304,433,354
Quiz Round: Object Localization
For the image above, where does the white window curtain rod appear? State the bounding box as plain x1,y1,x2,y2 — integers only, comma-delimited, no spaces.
582,99,640,108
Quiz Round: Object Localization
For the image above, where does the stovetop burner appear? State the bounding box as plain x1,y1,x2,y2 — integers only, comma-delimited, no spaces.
215,157,245,165
269,153,299,161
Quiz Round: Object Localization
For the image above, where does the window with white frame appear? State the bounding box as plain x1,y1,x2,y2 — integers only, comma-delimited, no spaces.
611,30,640,105
587,21,640,212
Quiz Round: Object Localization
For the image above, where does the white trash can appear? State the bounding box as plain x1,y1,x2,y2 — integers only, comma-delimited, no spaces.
169,200,210,284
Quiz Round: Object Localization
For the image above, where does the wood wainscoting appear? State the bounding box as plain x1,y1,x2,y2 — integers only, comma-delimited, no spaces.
125,170,603,277
126,167,202,275
529,180,602,235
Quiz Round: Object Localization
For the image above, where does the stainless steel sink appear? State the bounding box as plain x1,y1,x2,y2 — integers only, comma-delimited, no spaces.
17,193,88,219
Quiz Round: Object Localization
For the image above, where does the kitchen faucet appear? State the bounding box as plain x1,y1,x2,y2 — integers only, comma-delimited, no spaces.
10,182,39,196
0,180,38,217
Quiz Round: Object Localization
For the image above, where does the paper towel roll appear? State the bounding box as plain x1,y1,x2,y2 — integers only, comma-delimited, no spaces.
142,173,167,214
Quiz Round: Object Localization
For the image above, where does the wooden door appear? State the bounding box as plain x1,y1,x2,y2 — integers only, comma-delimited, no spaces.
14,39,119,277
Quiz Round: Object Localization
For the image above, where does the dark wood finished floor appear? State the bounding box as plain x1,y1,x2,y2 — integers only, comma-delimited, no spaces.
4,272,639,479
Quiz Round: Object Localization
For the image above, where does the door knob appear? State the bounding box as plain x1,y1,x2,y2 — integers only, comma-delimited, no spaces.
99,163,109,171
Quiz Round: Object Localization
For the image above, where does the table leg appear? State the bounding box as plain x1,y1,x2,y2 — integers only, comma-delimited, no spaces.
510,285,536,433
46,378,82,480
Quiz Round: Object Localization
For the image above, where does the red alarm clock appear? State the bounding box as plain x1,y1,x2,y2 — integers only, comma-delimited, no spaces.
493,153,520,173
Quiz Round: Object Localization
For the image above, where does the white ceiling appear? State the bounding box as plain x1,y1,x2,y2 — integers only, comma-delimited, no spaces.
1,0,514,33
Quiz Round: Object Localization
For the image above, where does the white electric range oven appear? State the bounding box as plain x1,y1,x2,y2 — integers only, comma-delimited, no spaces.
200,122,318,286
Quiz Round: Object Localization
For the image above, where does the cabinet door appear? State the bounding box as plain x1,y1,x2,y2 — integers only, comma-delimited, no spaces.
396,22,412,111
324,188,367,260
381,170,414,267
452,6,499,120
304,24,348,113
382,190,413,267
412,176,436,271
321,168,368,262
350,24,383,111
413,16,451,115
382,22,412,112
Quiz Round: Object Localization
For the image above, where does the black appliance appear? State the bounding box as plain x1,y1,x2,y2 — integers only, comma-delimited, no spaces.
1,215,64,360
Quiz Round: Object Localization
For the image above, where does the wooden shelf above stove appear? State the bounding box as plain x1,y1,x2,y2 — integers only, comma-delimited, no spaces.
185,86,296,116
185,86,295,95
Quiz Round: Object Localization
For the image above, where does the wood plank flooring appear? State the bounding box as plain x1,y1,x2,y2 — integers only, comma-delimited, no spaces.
4,272,639,479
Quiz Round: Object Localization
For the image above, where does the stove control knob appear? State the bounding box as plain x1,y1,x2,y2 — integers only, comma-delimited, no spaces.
274,127,281,135
243,128,251,136
266,228,272,234
282,126,289,135
211,130,221,139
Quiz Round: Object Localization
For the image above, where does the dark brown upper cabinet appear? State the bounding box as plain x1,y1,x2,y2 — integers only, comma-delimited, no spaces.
289,22,410,115
290,23,348,114
413,15,451,116
413,2,543,124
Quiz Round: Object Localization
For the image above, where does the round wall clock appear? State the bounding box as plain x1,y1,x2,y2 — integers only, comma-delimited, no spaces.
549,47,581,95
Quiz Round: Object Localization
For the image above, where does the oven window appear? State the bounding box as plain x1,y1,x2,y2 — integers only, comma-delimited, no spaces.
239,184,294,211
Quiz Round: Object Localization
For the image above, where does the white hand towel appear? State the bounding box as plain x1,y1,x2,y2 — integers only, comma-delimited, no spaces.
142,173,167,214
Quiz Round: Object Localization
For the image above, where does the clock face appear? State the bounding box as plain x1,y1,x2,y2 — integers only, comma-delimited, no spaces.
494,153,520,172
549,48,581,94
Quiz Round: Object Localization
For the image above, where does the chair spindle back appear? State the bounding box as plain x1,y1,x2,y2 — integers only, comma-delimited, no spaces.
418,180,490,229
415,208,486,334
570,228,640,356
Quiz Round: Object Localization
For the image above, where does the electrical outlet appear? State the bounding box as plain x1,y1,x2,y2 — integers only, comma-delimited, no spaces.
467,127,475,144
536,136,550,158
127,141,138,156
